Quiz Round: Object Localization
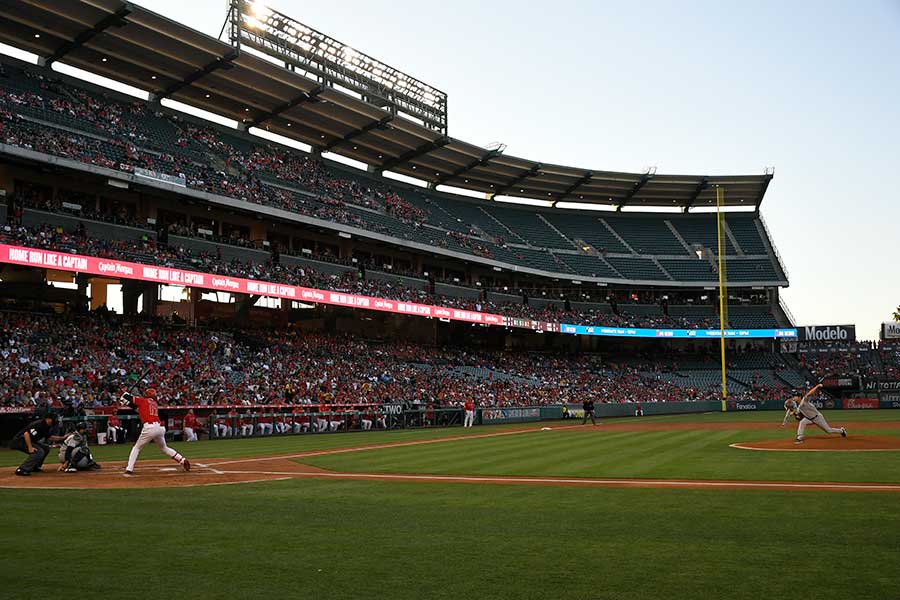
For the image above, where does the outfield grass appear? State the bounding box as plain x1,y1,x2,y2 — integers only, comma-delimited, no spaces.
1,480,898,600
2,411,899,599
301,412,900,483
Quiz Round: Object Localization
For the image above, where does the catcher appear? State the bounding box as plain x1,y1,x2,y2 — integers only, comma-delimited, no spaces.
58,422,102,472
781,384,847,444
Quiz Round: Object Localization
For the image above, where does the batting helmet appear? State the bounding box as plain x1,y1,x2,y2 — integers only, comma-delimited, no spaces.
145,388,157,399
75,422,88,431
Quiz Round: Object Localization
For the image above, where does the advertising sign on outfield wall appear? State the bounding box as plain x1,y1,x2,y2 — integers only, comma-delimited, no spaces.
883,322,900,340
797,324,856,343
880,393,900,409
843,398,879,410
805,398,838,410
481,408,541,423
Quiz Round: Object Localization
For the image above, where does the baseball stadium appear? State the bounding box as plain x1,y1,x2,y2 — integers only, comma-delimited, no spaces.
0,1,898,598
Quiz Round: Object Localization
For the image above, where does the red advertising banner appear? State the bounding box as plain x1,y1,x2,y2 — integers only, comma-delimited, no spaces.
843,398,879,410
0,243,505,328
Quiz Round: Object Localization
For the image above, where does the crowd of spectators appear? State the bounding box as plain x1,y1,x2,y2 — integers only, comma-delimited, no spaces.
0,64,616,272
0,311,796,412
798,342,884,380
880,341,900,379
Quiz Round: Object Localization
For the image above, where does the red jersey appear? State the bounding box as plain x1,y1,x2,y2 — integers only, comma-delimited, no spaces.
464,400,475,411
134,396,160,424
184,413,198,429
108,415,121,427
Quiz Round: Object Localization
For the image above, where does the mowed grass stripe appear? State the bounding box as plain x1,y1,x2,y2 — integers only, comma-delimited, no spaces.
304,426,900,483
1,480,898,600
305,429,715,476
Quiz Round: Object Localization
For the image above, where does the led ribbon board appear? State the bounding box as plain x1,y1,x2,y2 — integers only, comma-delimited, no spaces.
0,243,797,339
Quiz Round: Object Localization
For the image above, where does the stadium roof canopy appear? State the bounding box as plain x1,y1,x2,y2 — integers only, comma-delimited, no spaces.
0,0,773,210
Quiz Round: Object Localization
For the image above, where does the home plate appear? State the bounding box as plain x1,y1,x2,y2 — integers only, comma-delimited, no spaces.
159,467,178,472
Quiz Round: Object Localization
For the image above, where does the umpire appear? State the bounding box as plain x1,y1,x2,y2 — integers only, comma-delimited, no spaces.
10,413,64,476
582,398,596,426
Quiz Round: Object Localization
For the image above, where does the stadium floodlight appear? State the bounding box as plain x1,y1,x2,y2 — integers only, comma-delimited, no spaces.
227,0,448,134
250,0,269,18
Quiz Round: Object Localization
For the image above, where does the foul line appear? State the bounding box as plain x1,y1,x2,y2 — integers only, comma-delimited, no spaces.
196,463,225,475
729,443,900,452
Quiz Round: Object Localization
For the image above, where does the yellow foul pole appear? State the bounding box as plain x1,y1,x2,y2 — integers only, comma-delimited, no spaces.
716,186,728,409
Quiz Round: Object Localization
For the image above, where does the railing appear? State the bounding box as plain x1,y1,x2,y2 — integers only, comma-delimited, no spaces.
779,295,797,327
757,213,790,281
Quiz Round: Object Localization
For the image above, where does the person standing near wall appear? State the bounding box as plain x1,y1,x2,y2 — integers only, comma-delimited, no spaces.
582,398,596,426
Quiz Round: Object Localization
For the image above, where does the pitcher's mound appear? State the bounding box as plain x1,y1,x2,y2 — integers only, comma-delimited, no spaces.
732,435,900,452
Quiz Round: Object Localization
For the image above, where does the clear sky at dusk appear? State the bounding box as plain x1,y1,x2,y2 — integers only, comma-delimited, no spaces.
10,1,900,338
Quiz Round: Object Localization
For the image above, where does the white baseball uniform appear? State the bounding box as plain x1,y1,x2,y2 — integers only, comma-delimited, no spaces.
126,423,186,472
125,395,188,473
784,399,844,441
214,421,230,437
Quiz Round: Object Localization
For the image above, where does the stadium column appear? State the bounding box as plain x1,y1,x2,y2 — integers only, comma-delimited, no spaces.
188,286,201,325
234,293,260,325
75,274,90,312
119,281,158,316
121,280,142,316
142,282,158,316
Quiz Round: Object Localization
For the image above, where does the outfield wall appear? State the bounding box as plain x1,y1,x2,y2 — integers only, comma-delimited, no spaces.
3,399,898,444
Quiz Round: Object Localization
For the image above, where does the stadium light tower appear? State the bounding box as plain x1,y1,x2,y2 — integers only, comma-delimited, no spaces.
226,0,448,135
